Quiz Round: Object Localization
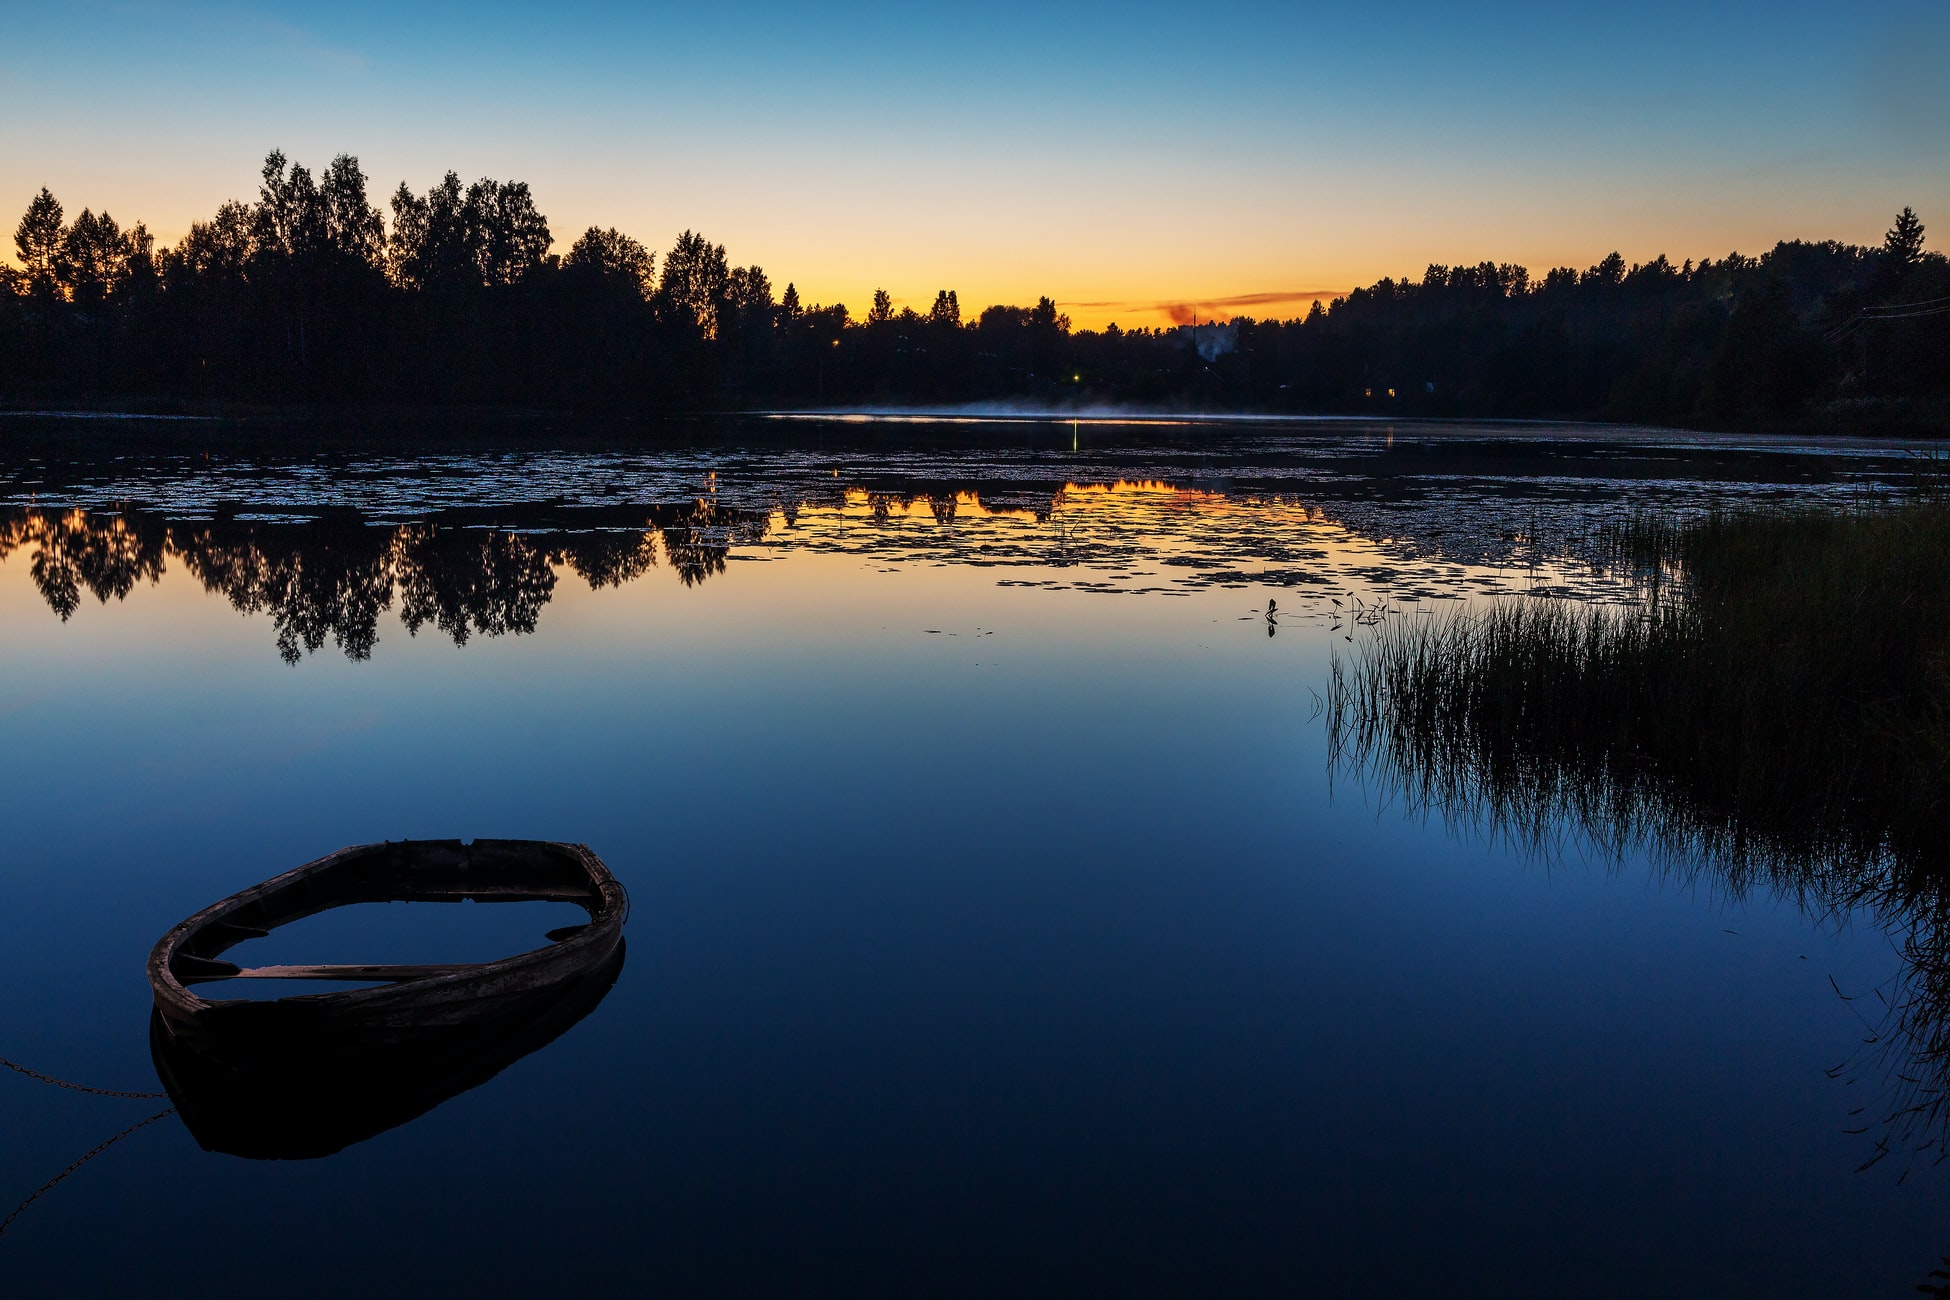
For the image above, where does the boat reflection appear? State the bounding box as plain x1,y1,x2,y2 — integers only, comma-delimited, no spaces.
148,940,623,1160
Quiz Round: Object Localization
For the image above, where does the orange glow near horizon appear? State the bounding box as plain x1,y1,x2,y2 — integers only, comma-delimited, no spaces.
3,0,1941,347
0,240,1333,332
1,175,1922,334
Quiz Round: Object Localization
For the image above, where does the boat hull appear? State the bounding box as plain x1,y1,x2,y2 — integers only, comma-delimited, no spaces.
149,838,627,1040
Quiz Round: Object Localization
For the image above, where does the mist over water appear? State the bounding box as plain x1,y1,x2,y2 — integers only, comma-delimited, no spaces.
0,415,1943,1297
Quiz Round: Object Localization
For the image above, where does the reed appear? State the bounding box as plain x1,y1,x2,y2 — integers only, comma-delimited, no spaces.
1328,498,1950,1162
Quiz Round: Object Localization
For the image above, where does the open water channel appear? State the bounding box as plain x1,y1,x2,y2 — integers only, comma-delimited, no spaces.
0,414,1941,1296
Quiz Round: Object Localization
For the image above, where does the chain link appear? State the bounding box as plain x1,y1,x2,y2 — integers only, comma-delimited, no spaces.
0,1108,177,1238
0,1055,169,1101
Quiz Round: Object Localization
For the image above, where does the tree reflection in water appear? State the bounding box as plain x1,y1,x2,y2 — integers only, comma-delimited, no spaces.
0,479,1662,666
0,504,785,663
0,509,170,621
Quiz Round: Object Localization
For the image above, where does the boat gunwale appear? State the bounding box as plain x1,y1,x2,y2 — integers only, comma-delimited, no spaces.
148,839,626,1029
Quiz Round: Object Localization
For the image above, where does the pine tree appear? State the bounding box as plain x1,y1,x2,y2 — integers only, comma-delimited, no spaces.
13,187,65,299
1884,206,1925,268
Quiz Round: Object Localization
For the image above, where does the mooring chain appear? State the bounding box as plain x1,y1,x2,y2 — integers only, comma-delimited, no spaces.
0,1108,176,1239
0,1055,168,1101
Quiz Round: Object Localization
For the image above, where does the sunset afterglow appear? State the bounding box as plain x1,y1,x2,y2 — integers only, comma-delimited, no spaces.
5,5,1950,1291
5,1,1946,328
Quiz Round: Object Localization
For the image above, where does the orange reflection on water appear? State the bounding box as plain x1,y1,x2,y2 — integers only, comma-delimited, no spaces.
0,485,1629,663
833,488,1041,523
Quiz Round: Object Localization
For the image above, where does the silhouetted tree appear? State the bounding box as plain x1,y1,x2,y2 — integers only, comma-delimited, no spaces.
388,172,481,290
724,264,773,320
716,263,777,395
1887,207,1927,269
1031,295,1071,332
170,201,254,280
470,179,551,286
386,176,442,290
253,151,323,261
660,230,728,336
321,155,386,265
58,209,130,310
14,187,64,301
564,226,654,296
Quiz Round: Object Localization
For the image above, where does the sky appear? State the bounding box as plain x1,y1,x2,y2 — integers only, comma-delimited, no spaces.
4,0,1947,329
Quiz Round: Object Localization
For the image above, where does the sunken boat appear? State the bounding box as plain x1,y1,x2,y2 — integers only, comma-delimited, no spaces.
147,839,627,1159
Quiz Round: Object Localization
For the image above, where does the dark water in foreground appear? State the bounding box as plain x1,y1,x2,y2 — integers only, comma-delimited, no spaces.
0,415,1942,1297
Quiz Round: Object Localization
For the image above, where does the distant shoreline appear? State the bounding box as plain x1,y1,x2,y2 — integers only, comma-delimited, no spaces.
1,404,1944,454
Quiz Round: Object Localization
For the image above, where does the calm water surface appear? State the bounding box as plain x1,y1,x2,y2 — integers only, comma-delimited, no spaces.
0,416,1941,1296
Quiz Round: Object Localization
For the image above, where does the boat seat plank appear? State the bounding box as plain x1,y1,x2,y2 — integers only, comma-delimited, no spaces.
227,963,483,983
360,886,594,904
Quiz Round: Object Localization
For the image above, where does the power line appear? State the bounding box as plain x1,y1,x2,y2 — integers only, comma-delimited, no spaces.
1856,294,1950,314
1825,301,1950,341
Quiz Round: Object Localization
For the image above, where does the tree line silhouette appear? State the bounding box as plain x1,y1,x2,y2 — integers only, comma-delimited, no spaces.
3,149,1946,431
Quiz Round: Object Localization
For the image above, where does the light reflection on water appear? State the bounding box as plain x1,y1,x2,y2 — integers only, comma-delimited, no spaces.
0,483,1626,665
0,418,1941,1297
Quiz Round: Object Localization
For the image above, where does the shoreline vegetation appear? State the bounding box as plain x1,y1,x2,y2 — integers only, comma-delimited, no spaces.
1327,496,1950,1165
4,150,1948,435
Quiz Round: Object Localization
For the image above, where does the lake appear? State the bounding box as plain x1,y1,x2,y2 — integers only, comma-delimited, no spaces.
0,414,1941,1297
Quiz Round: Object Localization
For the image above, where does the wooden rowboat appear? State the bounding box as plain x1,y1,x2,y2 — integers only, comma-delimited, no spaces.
149,838,627,1037
146,839,628,1158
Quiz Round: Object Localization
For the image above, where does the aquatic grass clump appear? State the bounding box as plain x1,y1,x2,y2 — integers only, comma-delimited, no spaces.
1329,499,1950,1161
1329,599,1711,866
1335,500,1950,889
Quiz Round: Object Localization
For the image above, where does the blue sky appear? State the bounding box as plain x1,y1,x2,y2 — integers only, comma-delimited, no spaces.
4,0,1945,325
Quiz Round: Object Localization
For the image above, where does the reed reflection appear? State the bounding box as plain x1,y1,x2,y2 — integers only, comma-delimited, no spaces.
1327,501,1950,1172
